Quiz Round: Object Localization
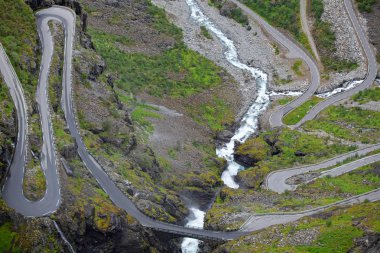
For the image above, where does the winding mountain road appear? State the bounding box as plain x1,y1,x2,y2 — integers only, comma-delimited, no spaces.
0,0,379,241
0,8,62,217
266,144,380,194
229,0,321,128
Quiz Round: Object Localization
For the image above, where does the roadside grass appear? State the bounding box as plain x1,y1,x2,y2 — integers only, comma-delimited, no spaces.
352,86,380,104
303,105,380,143
240,0,312,53
311,0,359,72
218,201,380,252
283,96,323,125
303,162,380,195
241,0,300,37
0,0,47,200
45,25,130,229
291,60,303,76
0,80,14,119
277,97,296,106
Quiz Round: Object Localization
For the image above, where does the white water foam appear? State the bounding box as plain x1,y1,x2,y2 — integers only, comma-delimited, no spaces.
316,80,363,98
181,208,205,253
184,0,269,190
267,90,303,97
269,79,366,99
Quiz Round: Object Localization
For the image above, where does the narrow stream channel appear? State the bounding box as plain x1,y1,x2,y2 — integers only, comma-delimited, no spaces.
181,1,373,252
182,0,269,252
181,208,206,253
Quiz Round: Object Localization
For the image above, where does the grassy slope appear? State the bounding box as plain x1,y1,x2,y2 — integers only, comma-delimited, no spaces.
352,86,380,103
88,5,234,133
80,0,237,212
214,201,380,252
89,28,223,98
0,0,38,96
240,0,313,54
236,128,355,172
304,105,380,144
283,96,323,125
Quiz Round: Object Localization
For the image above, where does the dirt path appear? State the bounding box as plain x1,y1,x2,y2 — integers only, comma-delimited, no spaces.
300,0,321,64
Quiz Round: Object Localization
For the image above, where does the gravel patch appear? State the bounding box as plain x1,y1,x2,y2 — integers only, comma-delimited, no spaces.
319,0,368,92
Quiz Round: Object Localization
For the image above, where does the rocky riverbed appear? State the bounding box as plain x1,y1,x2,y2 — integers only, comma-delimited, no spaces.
152,0,309,119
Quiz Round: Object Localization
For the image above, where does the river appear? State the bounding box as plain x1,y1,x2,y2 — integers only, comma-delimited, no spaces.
182,0,269,251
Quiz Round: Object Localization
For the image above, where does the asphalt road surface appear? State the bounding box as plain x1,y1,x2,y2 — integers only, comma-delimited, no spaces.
1,9,62,217
266,144,380,193
229,0,321,128
0,0,379,241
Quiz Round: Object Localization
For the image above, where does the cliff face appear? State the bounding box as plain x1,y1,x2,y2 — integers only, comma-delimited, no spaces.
0,1,177,252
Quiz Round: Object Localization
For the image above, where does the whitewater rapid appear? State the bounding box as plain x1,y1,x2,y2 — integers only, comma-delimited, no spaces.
181,0,372,251
185,0,269,190
181,208,206,253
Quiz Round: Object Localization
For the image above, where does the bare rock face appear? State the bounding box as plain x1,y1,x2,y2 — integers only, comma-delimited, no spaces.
350,233,380,253
61,143,78,159
88,60,105,81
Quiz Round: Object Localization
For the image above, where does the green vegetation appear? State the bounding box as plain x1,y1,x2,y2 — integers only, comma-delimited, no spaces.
88,2,237,135
277,96,296,105
236,128,355,175
209,0,249,26
89,26,223,97
311,0,359,72
0,80,14,119
187,96,235,132
352,86,380,104
208,161,379,230
283,96,323,125
131,103,162,133
0,0,46,199
0,0,38,97
147,4,183,41
163,141,225,193
291,60,303,76
200,26,213,39
242,0,300,37
356,0,377,12
22,158,46,201
305,162,380,195
272,43,280,55
0,222,21,252
304,105,380,143
218,201,380,252
240,0,316,55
